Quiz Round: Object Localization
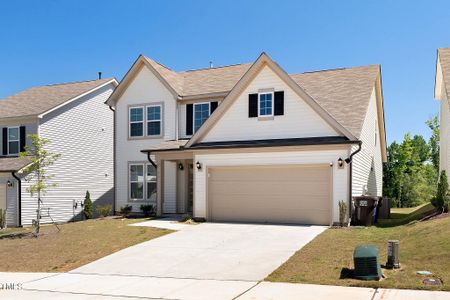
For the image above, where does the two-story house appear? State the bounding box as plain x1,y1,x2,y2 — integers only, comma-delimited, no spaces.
0,78,117,227
107,53,387,225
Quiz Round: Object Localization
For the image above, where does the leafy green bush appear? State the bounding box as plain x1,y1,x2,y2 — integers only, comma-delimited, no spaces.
338,200,347,227
96,204,112,218
181,214,192,222
84,191,93,219
0,208,6,229
120,205,133,217
140,204,153,217
432,170,450,213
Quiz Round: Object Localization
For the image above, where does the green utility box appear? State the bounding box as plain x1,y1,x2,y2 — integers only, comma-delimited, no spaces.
353,245,382,280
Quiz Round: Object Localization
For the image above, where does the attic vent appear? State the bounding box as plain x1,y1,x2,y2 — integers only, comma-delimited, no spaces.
98,72,102,80
353,245,382,280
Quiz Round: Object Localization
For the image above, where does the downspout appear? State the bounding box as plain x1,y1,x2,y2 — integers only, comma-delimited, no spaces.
346,141,362,221
11,172,22,227
109,105,116,214
146,152,157,169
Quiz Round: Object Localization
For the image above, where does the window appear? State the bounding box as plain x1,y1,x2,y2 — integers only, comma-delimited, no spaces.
129,107,144,137
259,92,273,116
194,103,210,133
7,127,20,155
147,165,157,200
129,164,144,200
147,105,161,136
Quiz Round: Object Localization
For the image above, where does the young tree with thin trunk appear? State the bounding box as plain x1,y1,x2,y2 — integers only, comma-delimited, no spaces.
19,134,60,235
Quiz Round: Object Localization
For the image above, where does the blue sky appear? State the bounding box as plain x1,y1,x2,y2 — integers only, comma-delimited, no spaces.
1,0,449,144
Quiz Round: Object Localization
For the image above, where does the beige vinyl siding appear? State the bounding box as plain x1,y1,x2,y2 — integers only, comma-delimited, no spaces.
351,87,383,197
440,90,450,182
194,148,349,224
201,65,339,143
20,84,115,225
115,65,177,213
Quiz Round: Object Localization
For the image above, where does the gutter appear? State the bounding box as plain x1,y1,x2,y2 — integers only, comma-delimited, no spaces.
345,141,362,221
11,171,22,227
108,105,116,214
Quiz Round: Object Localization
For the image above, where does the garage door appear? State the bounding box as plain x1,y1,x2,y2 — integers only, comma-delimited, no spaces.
208,165,332,225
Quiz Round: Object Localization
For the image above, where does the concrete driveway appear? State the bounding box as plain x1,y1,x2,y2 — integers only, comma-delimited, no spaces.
0,221,325,299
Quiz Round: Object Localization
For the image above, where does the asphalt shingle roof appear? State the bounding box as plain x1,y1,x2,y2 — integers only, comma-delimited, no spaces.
0,156,30,172
0,78,114,119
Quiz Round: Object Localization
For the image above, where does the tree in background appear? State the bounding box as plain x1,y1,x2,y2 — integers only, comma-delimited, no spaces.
20,134,60,234
383,118,438,208
426,115,440,177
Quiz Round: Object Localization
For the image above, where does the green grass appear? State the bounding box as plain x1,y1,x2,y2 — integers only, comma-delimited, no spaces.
267,216,450,291
378,203,436,227
0,218,172,272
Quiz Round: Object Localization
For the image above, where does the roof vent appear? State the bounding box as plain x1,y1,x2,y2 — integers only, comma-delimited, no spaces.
209,61,213,69
98,72,102,80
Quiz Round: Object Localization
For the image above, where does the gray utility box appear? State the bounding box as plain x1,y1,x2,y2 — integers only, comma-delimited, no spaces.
386,240,400,269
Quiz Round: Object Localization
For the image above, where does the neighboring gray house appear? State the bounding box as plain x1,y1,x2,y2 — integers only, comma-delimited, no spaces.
107,53,387,226
0,78,117,226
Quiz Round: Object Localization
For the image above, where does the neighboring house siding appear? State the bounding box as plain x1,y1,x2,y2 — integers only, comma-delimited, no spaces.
115,66,177,212
20,84,115,225
201,65,339,143
194,148,349,223
0,173,18,226
351,87,383,197
440,90,450,181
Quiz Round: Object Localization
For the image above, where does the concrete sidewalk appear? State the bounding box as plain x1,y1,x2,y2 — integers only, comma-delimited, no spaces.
1,273,449,299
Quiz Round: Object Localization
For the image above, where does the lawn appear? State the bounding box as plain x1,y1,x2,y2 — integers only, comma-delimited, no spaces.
0,218,172,272
267,215,450,291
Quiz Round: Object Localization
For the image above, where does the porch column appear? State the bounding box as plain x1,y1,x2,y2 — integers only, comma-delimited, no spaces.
156,157,164,216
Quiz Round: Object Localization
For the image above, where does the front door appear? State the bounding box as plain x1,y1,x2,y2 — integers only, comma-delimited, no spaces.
187,163,193,213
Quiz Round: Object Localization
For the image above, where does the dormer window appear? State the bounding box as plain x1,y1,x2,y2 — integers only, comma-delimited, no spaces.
258,92,274,117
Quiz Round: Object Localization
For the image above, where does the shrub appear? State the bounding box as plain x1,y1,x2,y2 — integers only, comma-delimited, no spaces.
120,205,133,217
83,191,93,219
96,204,112,218
0,209,6,229
338,200,347,227
181,214,192,222
432,170,450,213
140,204,153,217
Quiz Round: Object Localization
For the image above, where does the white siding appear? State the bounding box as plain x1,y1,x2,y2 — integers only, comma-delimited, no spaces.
201,65,339,143
352,87,383,197
194,148,349,223
0,174,18,226
163,161,176,213
20,84,115,225
440,91,450,184
115,65,177,212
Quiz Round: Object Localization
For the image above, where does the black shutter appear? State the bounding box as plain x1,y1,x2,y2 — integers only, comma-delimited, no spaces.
248,93,258,118
20,126,26,152
274,91,284,116
2,128,7,155
186,104,193,135
210,101,218,114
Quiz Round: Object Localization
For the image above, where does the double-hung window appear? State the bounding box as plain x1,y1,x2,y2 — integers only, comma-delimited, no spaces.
147,105,161,136
258,92,273,117
129,164,144,200
7,127,20,155
129,107,144,137
193,102,210,133
147,165,157,200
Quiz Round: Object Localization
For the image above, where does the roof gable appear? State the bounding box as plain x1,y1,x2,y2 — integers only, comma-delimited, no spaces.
0,78,117,119
436,48,450,100
186,53,355,147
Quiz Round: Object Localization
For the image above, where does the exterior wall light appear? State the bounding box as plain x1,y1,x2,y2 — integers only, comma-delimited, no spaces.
196,161,202,170
7,180,13,187
337,157,344,169
178,163,184,170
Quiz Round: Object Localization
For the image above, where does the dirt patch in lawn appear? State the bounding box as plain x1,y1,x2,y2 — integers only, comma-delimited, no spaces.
267,216,450,291
0,218,172,272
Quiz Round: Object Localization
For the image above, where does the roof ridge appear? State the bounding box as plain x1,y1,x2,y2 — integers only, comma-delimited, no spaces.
143,56,177,73
290,64,379,76
180,62,252,73
44,78,113,87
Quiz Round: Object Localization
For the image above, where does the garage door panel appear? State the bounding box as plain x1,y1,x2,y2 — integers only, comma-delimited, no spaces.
208,165,331,225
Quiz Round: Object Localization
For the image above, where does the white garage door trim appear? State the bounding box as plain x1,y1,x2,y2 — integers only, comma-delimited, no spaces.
206,164,333,225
